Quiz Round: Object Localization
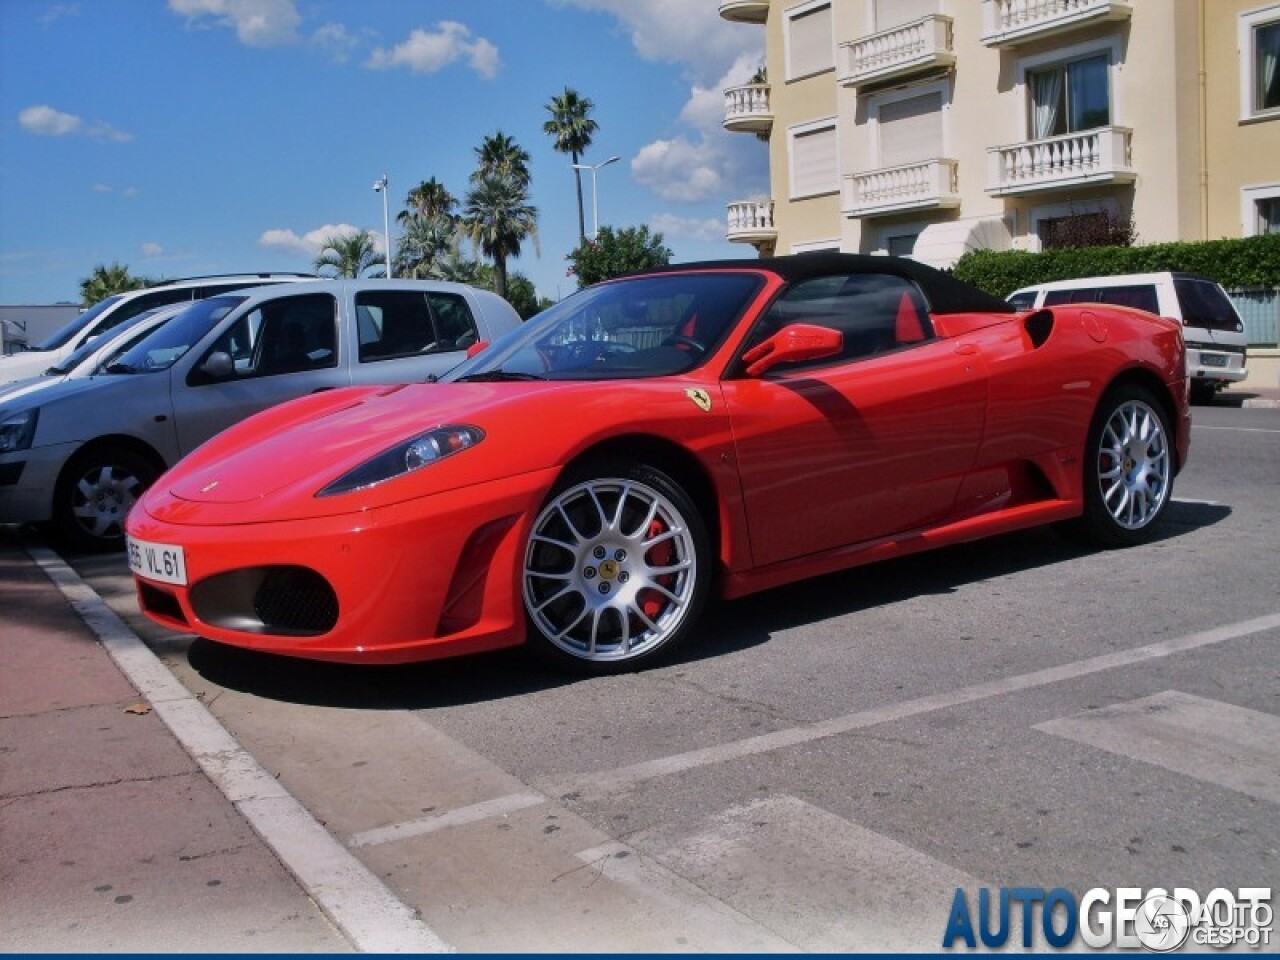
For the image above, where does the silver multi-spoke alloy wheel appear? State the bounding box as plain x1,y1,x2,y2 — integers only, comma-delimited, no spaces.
70,462,145,541
1095,397,1170,531
524,475,700,664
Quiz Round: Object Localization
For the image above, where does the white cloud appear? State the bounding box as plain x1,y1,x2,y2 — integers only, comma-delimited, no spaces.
259,223,383,256
92,183,113,194
649,213,725,243
312,22,360,63
554,0,761,86
168,0,301,47
366,21,499,79
140,242,165,257
632,137,728,203
19,104,132,142
19,104,82,136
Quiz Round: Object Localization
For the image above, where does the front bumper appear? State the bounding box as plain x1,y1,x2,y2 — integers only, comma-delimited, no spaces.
127,467,559,664
0,441,79,524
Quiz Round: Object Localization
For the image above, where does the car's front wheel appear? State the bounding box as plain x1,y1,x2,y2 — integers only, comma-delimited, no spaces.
1074,385,1175,548
523,463,711,674
54,445,160,552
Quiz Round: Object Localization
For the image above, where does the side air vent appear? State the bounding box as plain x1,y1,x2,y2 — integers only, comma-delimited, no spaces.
1024,309,1054,348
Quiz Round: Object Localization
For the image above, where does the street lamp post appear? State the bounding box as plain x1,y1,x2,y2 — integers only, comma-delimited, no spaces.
571,156,620,240
372,173,392,278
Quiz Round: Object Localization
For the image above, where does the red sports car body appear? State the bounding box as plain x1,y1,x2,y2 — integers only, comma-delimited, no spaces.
126,254,1189,673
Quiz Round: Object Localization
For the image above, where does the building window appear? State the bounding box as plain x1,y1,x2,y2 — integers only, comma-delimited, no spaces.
876,90,944,167
1027,54,1109,139
1242,184,1280,235
872,0,938,31
1240,6,1280,119
785,1,834,80
789,119,838,199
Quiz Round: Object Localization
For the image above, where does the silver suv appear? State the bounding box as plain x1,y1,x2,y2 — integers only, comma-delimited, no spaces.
0,278,522,548
0,272,316,385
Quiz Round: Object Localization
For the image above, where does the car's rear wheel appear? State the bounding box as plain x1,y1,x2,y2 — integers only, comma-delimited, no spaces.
1073,385,1174,548
523,463,710,674
54,446,160,552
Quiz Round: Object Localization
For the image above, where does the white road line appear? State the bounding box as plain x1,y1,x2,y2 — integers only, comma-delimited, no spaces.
1036,690,1280,804
28,546,453,955
1192,425,1280,434
350,792,547,848
541,613,1280,801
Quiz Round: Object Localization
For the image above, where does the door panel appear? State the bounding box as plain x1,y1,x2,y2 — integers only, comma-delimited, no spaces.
724,339,986,567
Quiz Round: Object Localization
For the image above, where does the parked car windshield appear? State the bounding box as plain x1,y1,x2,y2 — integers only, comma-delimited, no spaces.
32,295,123,352
445,273,763,382
106,296,245,374
1174,277,1242,333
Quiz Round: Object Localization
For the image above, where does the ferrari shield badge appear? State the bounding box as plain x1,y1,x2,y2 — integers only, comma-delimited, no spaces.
685,388,712,413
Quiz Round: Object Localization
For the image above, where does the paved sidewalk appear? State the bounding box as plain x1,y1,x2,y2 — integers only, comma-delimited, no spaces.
0,530,353,953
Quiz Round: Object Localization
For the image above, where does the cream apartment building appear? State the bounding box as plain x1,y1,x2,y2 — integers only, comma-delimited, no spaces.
720,0,1280,267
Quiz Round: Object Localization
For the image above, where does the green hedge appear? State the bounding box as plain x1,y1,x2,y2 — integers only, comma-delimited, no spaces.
952,234,1280,299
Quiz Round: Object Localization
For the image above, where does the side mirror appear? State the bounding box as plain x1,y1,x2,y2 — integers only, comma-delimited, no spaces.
741,323,843,377
465,340,490,359
199,351,235,380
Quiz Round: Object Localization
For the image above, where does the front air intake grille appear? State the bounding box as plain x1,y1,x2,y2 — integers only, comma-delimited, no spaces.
138,581,188,625
253,567,339,634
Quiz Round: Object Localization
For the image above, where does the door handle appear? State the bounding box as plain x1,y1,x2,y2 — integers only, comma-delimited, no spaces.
954,343,979,356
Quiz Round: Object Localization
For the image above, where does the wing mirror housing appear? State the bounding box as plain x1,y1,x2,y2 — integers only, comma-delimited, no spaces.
465,340,489,359
199,351,235,380
741,324,843,377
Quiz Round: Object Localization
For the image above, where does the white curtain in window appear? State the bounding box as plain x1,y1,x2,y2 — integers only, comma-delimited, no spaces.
1261,198,1280,235
1032,70,1062,139
1258,22,1280,110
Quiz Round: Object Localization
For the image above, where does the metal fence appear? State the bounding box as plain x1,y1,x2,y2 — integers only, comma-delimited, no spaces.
1227,287,1280,346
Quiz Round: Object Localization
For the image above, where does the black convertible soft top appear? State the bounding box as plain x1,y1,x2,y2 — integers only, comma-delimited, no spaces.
645,251,1015,316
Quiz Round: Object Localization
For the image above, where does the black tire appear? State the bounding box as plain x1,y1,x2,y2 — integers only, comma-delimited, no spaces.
1067,384,1175,549
54,446,160,552
522,462,711,675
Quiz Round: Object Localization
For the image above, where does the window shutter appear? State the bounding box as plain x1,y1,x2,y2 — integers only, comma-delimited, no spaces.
873,0,938,31
788,4,833,78
792,124,838,197
877,92,942,167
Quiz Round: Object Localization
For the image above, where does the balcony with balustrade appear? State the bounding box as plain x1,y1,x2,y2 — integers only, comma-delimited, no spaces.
723,83,773,134
839,16,956,89
719,0,769,24
986,126,1134,196
980,0,1132,48
842,160,961,218
726,200,777,246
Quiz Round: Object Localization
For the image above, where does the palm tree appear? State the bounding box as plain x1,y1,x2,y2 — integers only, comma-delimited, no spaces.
313,231,382,278
79,262,148,306
543,87,599,243
395,213,458,279
472,131,531,189
398,177,456,225
462,173,538,301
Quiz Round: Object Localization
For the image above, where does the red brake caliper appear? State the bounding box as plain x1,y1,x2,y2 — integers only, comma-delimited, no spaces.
640,517,674,621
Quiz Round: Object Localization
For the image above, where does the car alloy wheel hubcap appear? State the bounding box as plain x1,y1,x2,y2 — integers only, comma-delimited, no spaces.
524,478,696,661
1097,400,1169,530
72,465,142,539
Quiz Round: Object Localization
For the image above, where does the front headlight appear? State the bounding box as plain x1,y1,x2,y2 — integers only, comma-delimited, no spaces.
0,409,38,454
316,424,484,497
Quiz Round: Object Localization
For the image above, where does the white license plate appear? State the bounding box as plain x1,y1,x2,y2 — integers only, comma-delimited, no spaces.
1200,353,1227,368
127,536,188,586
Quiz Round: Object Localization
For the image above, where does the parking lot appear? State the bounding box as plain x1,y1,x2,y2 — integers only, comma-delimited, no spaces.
6,397,1279,952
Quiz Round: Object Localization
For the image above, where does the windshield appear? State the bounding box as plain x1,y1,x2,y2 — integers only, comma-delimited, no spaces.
46,306,173,375
33,296,123,351
444,272,763,382
107,296,245,373
1174,277,1242,333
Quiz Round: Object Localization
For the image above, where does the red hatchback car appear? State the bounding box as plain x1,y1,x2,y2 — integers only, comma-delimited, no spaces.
126,254,1190,674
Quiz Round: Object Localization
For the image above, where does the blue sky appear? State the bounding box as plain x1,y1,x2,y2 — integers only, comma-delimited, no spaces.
0,0,768,305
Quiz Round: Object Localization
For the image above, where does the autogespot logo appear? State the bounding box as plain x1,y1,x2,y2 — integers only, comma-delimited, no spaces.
942,886,1273,951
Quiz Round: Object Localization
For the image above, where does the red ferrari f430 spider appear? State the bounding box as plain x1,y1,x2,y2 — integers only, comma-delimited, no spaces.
127,254,1190,673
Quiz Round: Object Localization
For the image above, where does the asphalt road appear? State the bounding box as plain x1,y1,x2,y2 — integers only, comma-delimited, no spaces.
51,399,1280,952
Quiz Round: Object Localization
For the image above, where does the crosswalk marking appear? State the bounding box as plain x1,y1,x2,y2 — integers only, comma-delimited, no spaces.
1035,690,1280,805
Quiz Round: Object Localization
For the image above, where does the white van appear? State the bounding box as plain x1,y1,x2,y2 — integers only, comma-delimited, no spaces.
1007,272,1248,403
